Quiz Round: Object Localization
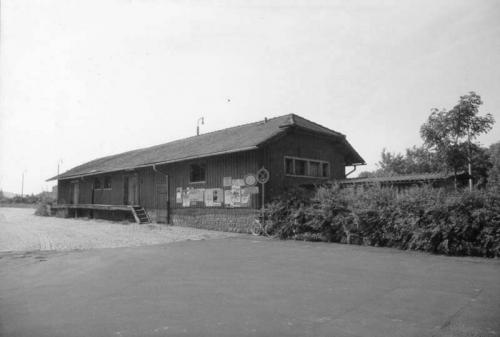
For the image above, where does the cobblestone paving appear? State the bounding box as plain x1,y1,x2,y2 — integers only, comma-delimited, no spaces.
0,207,238,252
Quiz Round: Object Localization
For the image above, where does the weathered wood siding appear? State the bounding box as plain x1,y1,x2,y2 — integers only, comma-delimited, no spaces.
152,150,261,210
91,174,124,205
57,180,72,204
262,128,346,199
58,149,262,213
56,130,348,219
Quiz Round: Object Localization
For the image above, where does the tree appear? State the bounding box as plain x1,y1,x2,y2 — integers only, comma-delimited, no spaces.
376,146,442,176
487,142,500,189
420,92,495,190
469,144,492,188
378,149,406,175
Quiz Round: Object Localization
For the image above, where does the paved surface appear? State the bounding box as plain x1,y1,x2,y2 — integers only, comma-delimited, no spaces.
0,208,236,251
1,236,499,337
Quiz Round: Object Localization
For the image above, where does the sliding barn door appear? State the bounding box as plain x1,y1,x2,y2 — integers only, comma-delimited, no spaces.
155,175,169,223
123,175,139,206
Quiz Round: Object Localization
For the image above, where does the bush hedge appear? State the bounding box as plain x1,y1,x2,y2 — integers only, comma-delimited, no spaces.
261,186,500,257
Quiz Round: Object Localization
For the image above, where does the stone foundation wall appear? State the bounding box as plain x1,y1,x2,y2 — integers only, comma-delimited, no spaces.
51,207,135,222
53,208,69,218
170,208,259,233
51,206,257,232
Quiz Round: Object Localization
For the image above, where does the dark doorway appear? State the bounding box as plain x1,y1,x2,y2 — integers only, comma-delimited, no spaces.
123,175,138,205
71,182,79,205
155,183,169,223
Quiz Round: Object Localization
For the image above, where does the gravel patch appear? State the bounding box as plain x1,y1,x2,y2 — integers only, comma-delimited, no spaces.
0,207,239,252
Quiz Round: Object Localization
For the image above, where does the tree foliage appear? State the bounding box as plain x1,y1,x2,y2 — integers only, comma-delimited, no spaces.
488,142,500,189
420,92,494,176
360,92,496,186
378,146,443,175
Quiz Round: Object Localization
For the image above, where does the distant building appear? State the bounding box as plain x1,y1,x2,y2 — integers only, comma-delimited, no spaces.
339,171,470,190
48,114,365,231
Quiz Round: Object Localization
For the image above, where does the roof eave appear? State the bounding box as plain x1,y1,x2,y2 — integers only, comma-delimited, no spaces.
49,145,259,181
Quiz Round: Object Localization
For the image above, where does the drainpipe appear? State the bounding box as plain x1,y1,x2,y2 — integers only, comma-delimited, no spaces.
345,165,358,178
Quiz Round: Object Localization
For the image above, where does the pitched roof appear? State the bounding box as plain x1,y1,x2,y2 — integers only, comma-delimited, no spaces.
50,114,365,181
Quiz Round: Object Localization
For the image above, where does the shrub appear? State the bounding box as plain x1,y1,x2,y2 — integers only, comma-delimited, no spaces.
262,185,500,257
34,201,52,217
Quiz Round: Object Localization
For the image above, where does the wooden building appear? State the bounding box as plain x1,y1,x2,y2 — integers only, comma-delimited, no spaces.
339,171,470,190
49,114,365,232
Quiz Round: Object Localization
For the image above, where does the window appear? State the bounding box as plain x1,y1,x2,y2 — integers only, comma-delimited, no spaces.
285,158,294,175
284,156,330,178
310,161,320,177
104,176,112,189
94,177,101,189
190,163,206,183
322,163,329,177
295,160,307,176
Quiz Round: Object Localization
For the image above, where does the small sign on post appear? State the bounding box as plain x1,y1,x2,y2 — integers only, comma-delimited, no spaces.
256,167,270,220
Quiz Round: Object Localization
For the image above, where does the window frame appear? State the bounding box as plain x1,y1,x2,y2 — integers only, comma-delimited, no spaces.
103,176,112,190
93,177,102,190
321,162,330,178
189,163,207,184
283,156,330,178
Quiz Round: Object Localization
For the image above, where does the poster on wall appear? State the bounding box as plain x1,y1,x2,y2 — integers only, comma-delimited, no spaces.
176,187,183,203
223,177,232,187
242,186,259,195
205,188,223,207
224,189,232,206
182,188,190,207
232,178,245,187
240,188,251,206
231,186,241,207
188,188,205,206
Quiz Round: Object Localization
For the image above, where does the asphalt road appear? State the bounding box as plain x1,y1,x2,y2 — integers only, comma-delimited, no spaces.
1,237,499,337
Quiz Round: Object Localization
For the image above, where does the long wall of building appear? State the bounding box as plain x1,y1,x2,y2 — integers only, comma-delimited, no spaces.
56,129,348,231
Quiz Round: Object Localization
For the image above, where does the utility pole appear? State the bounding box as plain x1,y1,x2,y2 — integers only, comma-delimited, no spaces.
21,170,26,197
57,159,63,200
196,117,204,136
57,159,63,177
467,128,473,192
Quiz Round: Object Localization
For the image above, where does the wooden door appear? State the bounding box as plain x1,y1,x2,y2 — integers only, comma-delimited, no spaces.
155,182,169,223
72,182,79,205
123,175,138,205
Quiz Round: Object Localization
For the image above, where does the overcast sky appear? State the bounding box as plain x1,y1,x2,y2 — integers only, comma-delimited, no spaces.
1,0,499,195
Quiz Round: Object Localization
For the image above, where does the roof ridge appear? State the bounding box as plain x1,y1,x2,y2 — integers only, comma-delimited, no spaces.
117,114,292,155
53,113,364,180
161,114,289,143
55,114,294,178
291,114,345,137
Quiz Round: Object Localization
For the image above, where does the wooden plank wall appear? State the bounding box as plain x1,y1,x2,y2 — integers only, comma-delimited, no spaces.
56,134,347,211
137,167,167,210
262,129,346,199
57,180,72,204
153,150,261,210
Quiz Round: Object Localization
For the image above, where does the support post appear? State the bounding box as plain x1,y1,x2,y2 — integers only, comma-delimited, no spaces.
261,182,265,220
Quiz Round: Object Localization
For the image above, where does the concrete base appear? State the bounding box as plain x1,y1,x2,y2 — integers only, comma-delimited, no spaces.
170,208,259,233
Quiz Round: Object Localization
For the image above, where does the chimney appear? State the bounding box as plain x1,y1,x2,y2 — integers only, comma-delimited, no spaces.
264,117,268,123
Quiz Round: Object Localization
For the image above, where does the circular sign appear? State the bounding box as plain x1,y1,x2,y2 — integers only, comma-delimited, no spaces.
244,174,257,186
256,167,270,184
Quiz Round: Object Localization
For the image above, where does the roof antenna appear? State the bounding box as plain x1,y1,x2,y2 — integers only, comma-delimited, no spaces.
197,117,204,136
